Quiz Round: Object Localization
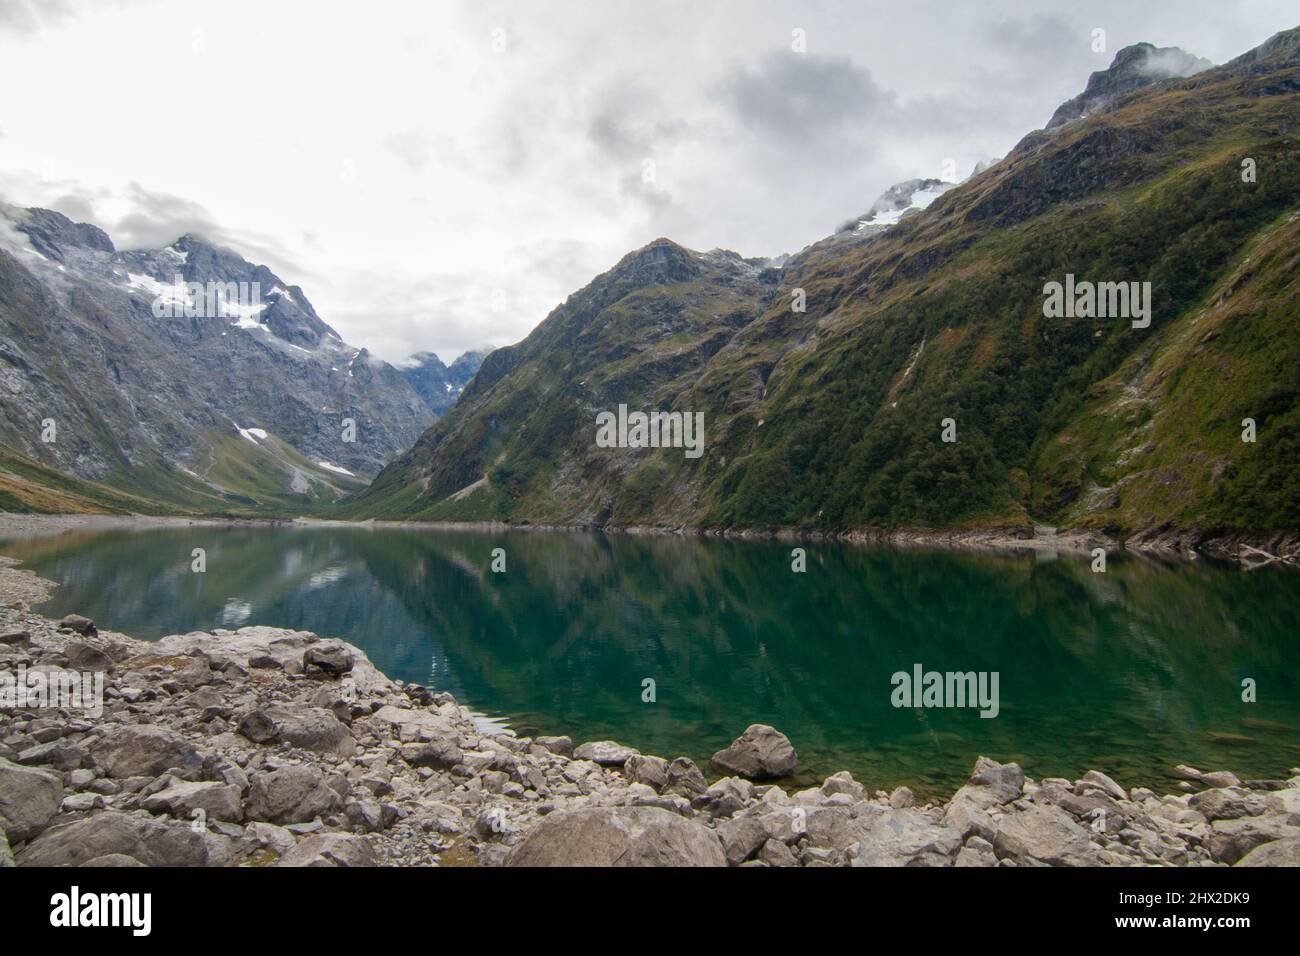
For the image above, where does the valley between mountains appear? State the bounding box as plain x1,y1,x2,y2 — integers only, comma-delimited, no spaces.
2,29,1298,557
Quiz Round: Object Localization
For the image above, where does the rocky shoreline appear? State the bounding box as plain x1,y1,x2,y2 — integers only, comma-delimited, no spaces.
1,557,1298,867
5,512,1295,567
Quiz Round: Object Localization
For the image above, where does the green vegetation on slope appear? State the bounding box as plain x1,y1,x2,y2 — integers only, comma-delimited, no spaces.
347,29,1300,541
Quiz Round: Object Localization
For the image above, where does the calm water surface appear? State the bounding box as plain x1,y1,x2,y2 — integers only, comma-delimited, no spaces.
3,525,1297,796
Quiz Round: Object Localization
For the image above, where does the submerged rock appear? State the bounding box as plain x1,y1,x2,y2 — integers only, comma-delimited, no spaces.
573,740,639,766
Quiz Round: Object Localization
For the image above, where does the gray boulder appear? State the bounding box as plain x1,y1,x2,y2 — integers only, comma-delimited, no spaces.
801,805,873,851
534,735,573,757
955,836,999,867
505,806,726,867
1190,787,1267,822
715,813,772,865
854,808,962,867
573,740,639,766
624,754,669,790
994,804,1099,866
942,797,997,843
666,757,708,796
58,614,96,636
1208,818,1300,864
17,811,215,867
245,765,343,825
276,833,376,867
64,640,113,671
0,630,30,647
710,724,797,779
1078,769,1127,801
302,643,354,680
1235,837,1300,866
237,705,354,755
91,724,202,778
950,756,1024,809
399,740,463,770
140,779,243,823
0,756,63,841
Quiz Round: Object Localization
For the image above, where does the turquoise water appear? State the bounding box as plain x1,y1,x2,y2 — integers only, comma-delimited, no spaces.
3,525,1298,797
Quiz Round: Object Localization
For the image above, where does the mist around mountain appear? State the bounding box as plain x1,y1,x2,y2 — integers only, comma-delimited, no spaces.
346,29,1300,552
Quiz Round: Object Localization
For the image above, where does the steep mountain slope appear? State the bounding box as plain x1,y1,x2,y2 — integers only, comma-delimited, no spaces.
0,211,434,512
345,29,1300,548
398,348,492,415
350,242,779,519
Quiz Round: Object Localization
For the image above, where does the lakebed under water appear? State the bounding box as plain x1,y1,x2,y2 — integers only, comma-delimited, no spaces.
2,523,1297,797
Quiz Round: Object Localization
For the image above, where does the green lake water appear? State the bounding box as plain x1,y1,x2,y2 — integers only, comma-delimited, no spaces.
3,525,1298,797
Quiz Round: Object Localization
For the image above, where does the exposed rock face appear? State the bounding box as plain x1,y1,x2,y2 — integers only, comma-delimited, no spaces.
836,177,957,238
1046,42,1212,129
710,724,797,779
504,807,726,867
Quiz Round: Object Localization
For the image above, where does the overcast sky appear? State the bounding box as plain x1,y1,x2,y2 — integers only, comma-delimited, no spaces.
0,0,1295,363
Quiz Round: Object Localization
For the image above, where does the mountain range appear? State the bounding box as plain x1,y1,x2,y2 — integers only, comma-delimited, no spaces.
0,209,483,513
398,349,494,417
344,28,1300,552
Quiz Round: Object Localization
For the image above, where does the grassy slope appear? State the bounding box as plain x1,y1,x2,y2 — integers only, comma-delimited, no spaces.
0,429,368,517
0,444,164,514
1034,205,1300,533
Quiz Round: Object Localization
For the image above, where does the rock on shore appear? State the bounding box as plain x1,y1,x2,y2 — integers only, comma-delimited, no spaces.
2,574,1298,867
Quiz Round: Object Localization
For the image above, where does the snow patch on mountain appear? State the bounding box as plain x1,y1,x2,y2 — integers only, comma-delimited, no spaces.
848,178,958,231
